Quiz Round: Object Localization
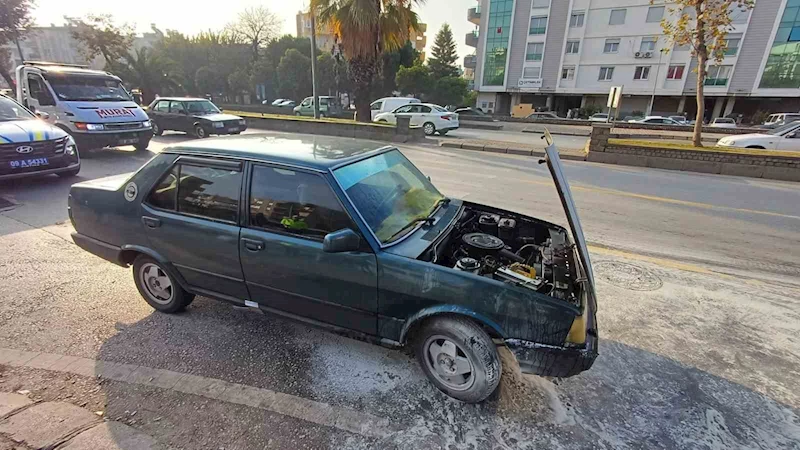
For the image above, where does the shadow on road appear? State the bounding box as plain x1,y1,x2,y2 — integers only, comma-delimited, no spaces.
93,294,800,449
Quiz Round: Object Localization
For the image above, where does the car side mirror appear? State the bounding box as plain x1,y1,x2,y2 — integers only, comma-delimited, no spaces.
323,229,361,253
35,111,50,120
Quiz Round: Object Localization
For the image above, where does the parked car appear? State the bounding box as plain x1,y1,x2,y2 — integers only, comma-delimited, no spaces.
370,97,420,121
374,103,459,136
711,118,737,128
761,113,800,129
293,96,342,118
271,99,287,106
717,121,800,150
147,97,247,138
278,100,296,108
526,112,560,120
454,107,488,118
668,115,690,125
0,94,80,180
589,113,609,122
630,116,686,125
68,134,598,403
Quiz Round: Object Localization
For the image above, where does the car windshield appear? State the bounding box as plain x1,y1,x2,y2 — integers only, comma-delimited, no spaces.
335,150,445,244
46,74,131,102
768,121,800,135
0,96,34,121
185,100,220,114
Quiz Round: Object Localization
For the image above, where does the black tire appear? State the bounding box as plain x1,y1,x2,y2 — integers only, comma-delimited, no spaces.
194,125,208,139
132,255,194,313
134,139,150,152
423,122,436,136
746,145,765,149
56,167,80,178
438,130,449,136
152,121,163,136
414,316,501,403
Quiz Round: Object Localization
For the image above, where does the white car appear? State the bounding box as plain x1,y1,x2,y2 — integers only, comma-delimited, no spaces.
374,103,459,136
369,97,420,121
631,116,686,125
711,118,737,128
717,121,800,151
589,113,609,122
271,99,287,106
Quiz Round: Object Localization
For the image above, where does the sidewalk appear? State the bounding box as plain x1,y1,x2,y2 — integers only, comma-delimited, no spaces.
0,393,160,449
435,139,588,161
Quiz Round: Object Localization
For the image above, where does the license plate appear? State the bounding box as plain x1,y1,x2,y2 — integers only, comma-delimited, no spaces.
119,138,139,145
227,127,239,132
9,157,49,169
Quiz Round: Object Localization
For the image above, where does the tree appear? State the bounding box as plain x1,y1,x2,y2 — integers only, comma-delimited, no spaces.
428,23,459,79
0,0,34,61
316,53,337,95
116,47,180,104
265,35,312,62
0,47,15,89
227,69,250,95
374,41,419,97
659,0,754,146
311,0,424,122
195,66,226,95
226,6,282,62
430,76,469,107
396,64,431,98
277,49,312,101
66,14,135,65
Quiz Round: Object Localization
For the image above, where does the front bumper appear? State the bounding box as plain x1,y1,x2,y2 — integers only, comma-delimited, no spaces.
506,334,598,378
71,129,153,150
211,124,247,135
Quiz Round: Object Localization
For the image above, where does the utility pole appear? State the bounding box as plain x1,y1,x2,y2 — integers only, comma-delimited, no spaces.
649,46,666,116
310,10,320,119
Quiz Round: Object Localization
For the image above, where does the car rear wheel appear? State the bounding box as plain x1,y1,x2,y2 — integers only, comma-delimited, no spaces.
152,122,163,136
194,125,207,139
133,255,194,313
414,317,501,403
423,122,436,136
746,145,766,149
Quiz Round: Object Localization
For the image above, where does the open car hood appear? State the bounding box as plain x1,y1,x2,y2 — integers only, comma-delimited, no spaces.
543,131,595,294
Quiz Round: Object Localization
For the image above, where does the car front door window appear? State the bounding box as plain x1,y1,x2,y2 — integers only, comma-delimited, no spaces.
240,164,378,334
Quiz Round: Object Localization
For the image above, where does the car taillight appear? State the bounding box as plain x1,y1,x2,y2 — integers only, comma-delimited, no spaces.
442,115,453,121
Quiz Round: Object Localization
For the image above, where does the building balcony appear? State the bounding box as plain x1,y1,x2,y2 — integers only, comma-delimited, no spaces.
466,31,479,48
464,54,477,69
468,6,481,25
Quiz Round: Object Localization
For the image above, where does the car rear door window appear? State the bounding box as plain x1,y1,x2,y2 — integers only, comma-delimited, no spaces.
249,166,352,240
147,165,179,210
147,161,242,223
169,101,186,114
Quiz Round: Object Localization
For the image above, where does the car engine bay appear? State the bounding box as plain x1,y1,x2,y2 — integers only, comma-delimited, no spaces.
423,205,582,307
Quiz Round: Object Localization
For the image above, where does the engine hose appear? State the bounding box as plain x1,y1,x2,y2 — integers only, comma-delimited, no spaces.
499,248,526,264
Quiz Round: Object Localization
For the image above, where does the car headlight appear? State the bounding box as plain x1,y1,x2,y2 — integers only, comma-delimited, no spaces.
239,119,246,126
142,120,152,128
213,122,224,128
64,136,77,156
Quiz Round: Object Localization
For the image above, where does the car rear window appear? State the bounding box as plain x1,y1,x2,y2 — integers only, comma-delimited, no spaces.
147,161,242,223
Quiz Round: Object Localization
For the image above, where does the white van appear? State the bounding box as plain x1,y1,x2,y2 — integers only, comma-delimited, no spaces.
16,62,153,151
370,97,420,121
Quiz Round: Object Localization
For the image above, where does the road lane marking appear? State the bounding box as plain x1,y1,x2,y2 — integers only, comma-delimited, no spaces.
0,348,397,439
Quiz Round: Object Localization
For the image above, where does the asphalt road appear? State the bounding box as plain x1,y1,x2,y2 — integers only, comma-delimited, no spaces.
0,131,798,449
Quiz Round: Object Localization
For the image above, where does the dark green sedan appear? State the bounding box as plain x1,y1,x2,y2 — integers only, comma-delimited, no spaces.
68,134,598,403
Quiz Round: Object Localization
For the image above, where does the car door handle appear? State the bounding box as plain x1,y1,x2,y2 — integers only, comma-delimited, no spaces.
242,238,265,251
142,216,161,228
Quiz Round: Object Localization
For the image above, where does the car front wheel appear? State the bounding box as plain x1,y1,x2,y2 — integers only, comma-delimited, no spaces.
133,255,194,313
414,317,501,403
423,122,436,136
194,125,207,139
152,121,163,136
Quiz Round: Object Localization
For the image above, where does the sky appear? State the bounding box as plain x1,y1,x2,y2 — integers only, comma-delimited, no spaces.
29,0,477,66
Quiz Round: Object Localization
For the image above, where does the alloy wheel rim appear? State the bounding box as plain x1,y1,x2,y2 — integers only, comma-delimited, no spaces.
197,127,205,138
139,263,174,305
423,335,475,391
424,123,435,135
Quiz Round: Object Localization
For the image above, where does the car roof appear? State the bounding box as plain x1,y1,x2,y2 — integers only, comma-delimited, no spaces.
153,97,210,102
166,134,394,171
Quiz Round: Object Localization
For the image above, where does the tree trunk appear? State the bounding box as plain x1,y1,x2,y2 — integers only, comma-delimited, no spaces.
349,56,378,122
13,36,25,62
0,68,14,90
693,5,706,148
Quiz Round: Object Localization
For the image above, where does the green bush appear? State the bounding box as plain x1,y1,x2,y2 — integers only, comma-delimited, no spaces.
749,110,770,125
578,105,603,119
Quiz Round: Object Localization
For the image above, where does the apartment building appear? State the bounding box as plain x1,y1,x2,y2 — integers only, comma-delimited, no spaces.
467,0,800,120
297,12,428,59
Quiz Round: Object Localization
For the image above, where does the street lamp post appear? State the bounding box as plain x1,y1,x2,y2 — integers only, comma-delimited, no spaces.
310,11,320,119
649,46,667,116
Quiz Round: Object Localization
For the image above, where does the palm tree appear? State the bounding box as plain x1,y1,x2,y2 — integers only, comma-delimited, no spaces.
116,47,181,104
310,0,424,122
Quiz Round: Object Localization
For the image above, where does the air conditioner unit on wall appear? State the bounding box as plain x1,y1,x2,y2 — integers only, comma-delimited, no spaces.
645,52,653,58
634,52,642,58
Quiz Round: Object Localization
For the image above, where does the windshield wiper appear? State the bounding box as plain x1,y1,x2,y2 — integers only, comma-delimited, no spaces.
386,216,436,243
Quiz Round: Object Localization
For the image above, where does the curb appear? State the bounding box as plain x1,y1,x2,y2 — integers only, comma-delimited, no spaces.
437,141,587,161
522,129,590,137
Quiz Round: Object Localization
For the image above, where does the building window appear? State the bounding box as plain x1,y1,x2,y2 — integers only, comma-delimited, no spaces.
561,66,575,80
646,6,665,23
523,66,542,78
598,67,615,81
570,11,585,27
565,40,580,54
666,64,685,79
532,0,550,8
604,38,620,53
705,65,732,86
529,16,548,35
640,37,657,53
526,42,544,61
634,66,651,80
674,43,691,52
609,9,627,25
482,0,515,86
722,34,742,56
